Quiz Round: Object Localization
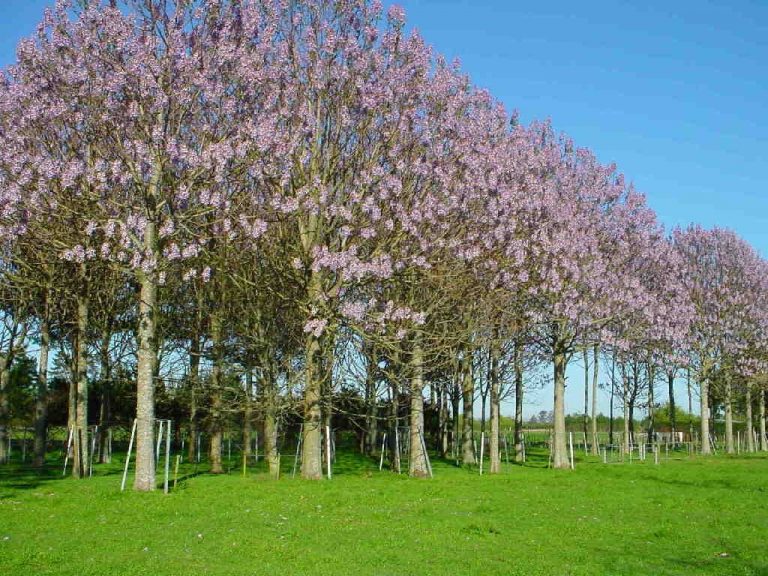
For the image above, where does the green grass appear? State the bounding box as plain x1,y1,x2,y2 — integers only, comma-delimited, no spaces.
1,447,767,575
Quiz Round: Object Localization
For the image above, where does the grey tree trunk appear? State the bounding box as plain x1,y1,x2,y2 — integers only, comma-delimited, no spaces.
0,321,25,464
489,338,501,474
97,331,111,463
388,376,401,473
408,335,429,478
134,266,158,491
33,314,50,467
724,373,734,454
187,334,200,463
552,339,569,469
0,357,11,464
513,338,524,462
582,346,589,448
301,330,323,479
363,343,377,455
759,388,767,452
700,375,711,455
451,378,460,459
209,311,224,474
590,344,599,455
667,369,676,438
73,291,89,478
622,365,631,452
461,348,475,466
647,363,655,441
243,368,253,458
745,382,754,453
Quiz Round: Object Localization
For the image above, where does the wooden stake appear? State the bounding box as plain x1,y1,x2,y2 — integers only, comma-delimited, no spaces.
325,426,332,480
121,419,137,492
164,420,171,494
479,432,485,475
569,432,575,470
174,455,180,489
379,433,387,471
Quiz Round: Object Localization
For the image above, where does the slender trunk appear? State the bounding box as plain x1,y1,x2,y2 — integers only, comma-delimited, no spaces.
745,381,754,453
439,383,449,457
489,337,501,474
700,374,711,455
461,348,475,465
451,376,460,458
609,353,615,445
97,331,111,463
687,368,694,442
590,344,599,455
647,363,655,440
33,315,50,467
261,353,280,478
388,374,400,473
759,388,767,452
725,372,734,454
668,370,676,438
73,290,89,478
187,335,200,462
582,346,589,444
513,338,524,463
364,343,377,455
134,267,158,491
552,337,569,469
0,357,11,464
301,328,323,479
321,335,334,436
243,368,253,457
622,365,630,452
209,310,224,474
408,334,429,478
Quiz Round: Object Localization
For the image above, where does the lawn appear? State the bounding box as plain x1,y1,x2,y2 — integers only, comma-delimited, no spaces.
1,447,767,575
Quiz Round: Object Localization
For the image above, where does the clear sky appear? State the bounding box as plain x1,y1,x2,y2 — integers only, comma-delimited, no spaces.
1,0,766,418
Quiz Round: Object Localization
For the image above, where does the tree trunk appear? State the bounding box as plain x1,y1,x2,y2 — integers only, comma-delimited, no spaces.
73,291,89,478
243,368,253,458
260,352,280,479
187,334,200,463
668,369,676,439
724,372,734,454
408,334,429,478
582,346,589,447
209,310,224,474
590,343,599,455
461,348,475,466
97,331,111,464
301,329,323,479
363,343,377,455
0,357,10,464
134,268,158,491
700,374,711,455
451,378,460,459
609,353,615,446
489,337,501,474
388,375,401,473
33,314,50,467
759,388,767,452
647,363,655,441
552,338,569,469
513,338,524,463
439,383,449,457
745,381,754,453
622,365,630,452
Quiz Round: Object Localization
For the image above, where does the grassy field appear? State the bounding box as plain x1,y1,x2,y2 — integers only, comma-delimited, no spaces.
1,447,767,576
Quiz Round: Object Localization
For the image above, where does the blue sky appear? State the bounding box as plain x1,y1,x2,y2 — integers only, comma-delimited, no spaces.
1,0,766,419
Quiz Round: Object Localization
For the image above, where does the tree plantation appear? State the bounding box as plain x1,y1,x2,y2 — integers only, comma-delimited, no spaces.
0,0,767,536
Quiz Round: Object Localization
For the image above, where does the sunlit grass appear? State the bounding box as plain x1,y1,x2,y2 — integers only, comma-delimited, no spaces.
1,445,766,575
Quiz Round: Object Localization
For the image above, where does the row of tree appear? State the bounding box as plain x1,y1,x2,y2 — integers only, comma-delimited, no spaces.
0,0,766,489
